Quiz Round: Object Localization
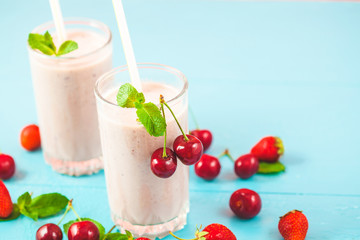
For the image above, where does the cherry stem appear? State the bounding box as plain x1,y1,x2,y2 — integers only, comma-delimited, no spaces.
169,231,196,240
102,225,117,240
69,200,82,222
219,149,235,162
160,97,167,158
57,199,72,226
162,100,189,141
189,107,200,130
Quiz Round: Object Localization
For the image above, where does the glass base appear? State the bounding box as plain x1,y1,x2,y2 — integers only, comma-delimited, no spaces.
44,153,103,176
112,203,189,239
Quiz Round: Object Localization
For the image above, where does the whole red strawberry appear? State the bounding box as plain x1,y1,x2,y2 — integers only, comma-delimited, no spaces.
251,136,284,163
278,210,308,240
136,238,151,240
169,223,236,240
202,223,236,240
0,180,13,218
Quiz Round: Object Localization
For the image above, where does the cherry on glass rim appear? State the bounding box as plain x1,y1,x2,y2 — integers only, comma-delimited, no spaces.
150,147,177,178
195,154,221,180
173,134,203,165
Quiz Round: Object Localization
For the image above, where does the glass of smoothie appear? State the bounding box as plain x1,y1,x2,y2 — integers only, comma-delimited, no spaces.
95,63,189,239
28,18,112,176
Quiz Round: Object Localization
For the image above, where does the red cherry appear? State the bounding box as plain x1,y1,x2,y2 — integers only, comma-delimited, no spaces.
234,154,259,179
195,154,221,180
20,124,41,151
0,154,15,180
150,148,177,178
229,188,261,219
68,221,99,240
190,129,213,151
36,223,63,240
173,134,203,165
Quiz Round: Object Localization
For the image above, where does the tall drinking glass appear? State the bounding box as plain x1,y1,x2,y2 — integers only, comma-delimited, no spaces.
28,18,112,176
95,63,189,239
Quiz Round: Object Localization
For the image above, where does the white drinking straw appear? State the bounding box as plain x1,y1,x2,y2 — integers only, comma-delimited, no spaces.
112,0,143,92
49,0,67,43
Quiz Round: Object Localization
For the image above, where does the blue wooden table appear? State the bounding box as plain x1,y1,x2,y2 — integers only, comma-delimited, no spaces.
1,0,360,239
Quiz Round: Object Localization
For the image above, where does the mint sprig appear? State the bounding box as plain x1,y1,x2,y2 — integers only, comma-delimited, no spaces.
117,83,166,137
28,31,78,56
0,192,69,222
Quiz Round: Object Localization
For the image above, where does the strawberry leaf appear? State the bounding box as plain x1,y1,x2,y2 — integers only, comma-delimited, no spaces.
258,161,285,174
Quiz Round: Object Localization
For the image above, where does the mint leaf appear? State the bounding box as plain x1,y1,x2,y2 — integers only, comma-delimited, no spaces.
56,40,78,56
26,193,68,219
258,162,285,174
17,192,32,210
117,83,145,108
28,33,56,55
0,204,20,221
64,218,106,239
28,31,78,56
20,207,39,221
104,233,128,240
44,31,56,52
136,102,166,137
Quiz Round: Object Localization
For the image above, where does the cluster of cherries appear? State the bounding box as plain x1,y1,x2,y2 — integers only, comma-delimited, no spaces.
194,136,283,181
150,97,206,178
36,200,152,240
36,200,99,240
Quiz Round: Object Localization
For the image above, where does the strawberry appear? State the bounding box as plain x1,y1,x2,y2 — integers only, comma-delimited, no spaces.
170,223,236,240
278,210,308,240
251,136,284,163
0,180,13,218
136,238,151,240
202,223,237,240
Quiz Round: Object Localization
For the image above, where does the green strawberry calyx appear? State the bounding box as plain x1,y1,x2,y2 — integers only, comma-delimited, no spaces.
169,225,209,240
279,209,302,219
275,137,284,156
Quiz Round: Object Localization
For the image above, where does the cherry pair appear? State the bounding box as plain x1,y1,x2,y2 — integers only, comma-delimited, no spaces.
150,97,204,178
36,200,99,240
194,150,259,181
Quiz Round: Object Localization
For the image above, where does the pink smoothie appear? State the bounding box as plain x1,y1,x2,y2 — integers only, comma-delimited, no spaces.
29,22,112,176
97,82,189,239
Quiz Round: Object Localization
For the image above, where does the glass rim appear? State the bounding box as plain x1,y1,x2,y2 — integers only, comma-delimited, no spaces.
94,63,189,107
28,17,112,60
